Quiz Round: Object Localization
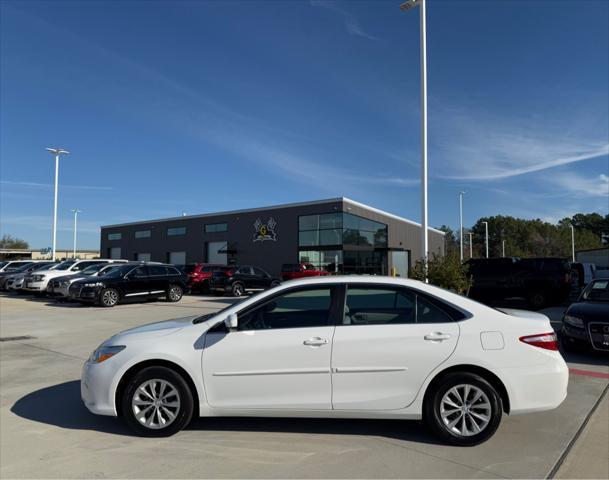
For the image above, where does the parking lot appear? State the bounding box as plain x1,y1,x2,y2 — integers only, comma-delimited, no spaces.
1,293,607,479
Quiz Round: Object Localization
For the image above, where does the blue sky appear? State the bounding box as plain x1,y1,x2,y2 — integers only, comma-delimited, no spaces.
1,0,608,249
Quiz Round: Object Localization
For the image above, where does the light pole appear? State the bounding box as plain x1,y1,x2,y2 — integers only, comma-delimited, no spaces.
482,221,489,258
468,232,473,259
459,191,465,261
570,225,575,262
71,209,82,259
400,0,428,278
46,148,70,261
502,239,506,258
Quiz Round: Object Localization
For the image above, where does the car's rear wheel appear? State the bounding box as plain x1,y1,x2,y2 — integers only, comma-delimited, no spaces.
122,366,194,437
231,282,244,297
425,372,502,446
99,288,119,308
166,284,183,302
270,280,280,288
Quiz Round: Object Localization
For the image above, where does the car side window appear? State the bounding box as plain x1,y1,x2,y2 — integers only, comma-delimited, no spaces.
344,287,416,325
416,295,453,323
237,267,253,275
132,266,148,278
238,287,334,331
149,266,167,276
253,267,268,277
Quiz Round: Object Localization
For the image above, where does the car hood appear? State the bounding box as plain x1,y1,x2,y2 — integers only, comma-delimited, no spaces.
497,308,550,322
566,302,609,323
38,270,77,279
111,316,198,341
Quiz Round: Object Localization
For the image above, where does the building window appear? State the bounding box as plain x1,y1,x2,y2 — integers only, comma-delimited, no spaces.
135,230,151,239
107,233,122,241
136,253,151,261
167,227,186,236
298,213,387,249
205,223,227,233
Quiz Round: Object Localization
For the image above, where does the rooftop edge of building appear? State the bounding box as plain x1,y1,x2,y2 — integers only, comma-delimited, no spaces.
100,197,446,235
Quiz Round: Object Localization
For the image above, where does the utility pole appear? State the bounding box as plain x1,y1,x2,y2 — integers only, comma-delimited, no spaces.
71,209,82,259
46,148,70,261
459,191,465,261
400,0,428,280
468,232,473,259
483,221,489,258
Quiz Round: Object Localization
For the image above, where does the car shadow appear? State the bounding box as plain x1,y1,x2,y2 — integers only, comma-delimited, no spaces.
11,380,442,444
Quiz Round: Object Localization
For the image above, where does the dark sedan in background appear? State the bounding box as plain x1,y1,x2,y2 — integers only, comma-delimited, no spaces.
561,278,609,353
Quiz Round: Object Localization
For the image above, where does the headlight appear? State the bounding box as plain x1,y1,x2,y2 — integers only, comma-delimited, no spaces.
83,282,104,288
88,345,125,364
564,315,584,328
32,275,45,281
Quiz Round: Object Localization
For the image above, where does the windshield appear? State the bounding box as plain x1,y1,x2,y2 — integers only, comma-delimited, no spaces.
192,298,247,324
98,265,123,276
82,264,107,275
54,261,76,271
581,280,609,302
10,263,34,273
31,263,54,272
100,264,134,277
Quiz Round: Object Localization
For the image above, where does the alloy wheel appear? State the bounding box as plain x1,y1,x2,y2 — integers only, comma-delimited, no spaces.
169,286,182,301
439,384,491,437
131,379,181,430
102,289,118,306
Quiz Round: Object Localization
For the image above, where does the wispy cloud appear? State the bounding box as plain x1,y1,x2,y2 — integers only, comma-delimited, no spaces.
431,106,609,181
0,180,113,191
548,172,609,198
310,0,379,41
0,214,101,234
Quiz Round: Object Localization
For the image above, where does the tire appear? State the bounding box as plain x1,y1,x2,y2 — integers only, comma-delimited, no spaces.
231,282,244,297
166,284,183,302
99,288,119,308
270,280,280,288
425,372,503,446
528,291,548,310
121,366,194,437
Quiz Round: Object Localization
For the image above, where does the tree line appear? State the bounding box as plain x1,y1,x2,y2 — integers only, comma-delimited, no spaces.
439,213,608,260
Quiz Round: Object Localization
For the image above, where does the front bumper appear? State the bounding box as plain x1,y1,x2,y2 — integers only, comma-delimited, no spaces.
23,280,46,291
81,361,118,416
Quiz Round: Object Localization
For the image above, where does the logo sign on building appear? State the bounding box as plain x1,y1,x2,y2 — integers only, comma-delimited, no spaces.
253,218,277,242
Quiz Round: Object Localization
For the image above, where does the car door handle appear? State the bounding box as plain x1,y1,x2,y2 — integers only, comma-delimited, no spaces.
303,337,329,346
424,332,451,342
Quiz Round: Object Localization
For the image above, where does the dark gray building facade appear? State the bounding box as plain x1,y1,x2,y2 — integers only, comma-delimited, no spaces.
100,198,445,277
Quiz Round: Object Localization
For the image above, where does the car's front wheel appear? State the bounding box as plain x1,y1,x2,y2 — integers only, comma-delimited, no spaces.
231,282,244,297
425,372,502,446
99,288,119,308
122,366,194,437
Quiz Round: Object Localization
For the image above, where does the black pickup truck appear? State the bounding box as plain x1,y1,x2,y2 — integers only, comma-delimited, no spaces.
466,257,572,309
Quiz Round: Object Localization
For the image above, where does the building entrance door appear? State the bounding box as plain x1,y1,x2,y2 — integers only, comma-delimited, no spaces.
208,241,227,265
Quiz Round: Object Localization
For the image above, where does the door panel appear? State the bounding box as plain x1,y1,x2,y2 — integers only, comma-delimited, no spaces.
331,285,460,410
122,266,149,297
331,323,459,410
202,286,339,410
203,326,334,409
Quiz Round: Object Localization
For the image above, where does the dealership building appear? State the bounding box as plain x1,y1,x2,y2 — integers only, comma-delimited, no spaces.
100,197,445,277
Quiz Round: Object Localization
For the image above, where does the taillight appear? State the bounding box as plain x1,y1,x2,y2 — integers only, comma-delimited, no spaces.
225,270,233,277
519,332,559,351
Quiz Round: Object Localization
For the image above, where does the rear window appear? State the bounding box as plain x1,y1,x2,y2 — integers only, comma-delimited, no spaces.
582,280,609,302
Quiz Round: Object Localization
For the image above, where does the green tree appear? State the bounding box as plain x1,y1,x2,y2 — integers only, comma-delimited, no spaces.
0,235,29,249
409,253,471,294
437,225,459,256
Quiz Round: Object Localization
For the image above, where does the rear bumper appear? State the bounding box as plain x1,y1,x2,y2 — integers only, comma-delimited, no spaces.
497,356,569,415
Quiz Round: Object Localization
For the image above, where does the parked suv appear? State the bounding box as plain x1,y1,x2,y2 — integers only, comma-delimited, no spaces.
281,263,330,281
0,261,58,291
466,257,571,309
210,265,280,297
69,263,188,307
183,263,225,293
47,263,125,300
22,259,122,293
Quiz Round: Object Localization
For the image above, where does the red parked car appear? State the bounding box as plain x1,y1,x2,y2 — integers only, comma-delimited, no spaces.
281,263,330,281
183,263,225,293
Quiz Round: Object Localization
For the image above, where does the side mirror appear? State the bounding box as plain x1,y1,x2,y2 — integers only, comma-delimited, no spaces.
224,313,238,330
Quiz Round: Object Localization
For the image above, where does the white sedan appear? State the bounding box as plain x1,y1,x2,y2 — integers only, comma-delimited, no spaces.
81,276,568,446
